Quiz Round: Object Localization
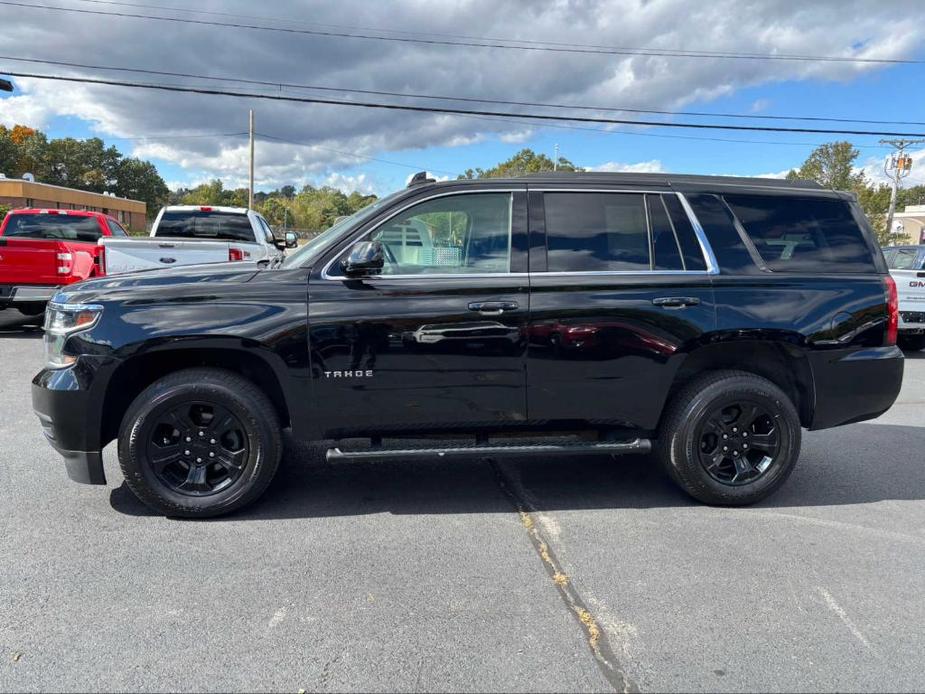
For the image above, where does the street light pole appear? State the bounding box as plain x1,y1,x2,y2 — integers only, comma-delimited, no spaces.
248,109,255,210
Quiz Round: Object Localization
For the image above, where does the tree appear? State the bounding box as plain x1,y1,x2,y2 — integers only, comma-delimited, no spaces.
785,141,864,191
458,148,581,179
113,158,169,213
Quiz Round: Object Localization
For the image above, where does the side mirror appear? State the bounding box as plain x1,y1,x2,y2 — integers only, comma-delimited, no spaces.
284,231,298,248
341,241,384,276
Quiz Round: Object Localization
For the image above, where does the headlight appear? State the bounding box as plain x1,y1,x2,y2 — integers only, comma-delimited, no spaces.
43,301,103,368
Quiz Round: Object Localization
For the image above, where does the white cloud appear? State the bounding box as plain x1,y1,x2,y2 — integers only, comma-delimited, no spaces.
588,159,665,173
752,168,792,179
860,149,925,187
2,0,923,188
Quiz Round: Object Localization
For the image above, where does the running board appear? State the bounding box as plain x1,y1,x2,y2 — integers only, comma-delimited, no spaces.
326,438,652,463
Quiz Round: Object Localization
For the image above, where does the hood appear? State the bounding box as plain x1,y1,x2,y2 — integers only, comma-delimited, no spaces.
53,262,263,305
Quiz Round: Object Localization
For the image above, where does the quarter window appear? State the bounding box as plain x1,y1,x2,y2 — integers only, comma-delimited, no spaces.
366,193,512,275
544,192,650,272
724,194,876,273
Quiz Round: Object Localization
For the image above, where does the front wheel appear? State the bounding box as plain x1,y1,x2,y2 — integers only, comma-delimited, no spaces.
118,368,282,517
658,370,801,505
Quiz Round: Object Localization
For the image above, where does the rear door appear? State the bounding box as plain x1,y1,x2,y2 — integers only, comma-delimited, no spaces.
526,187,717,431
0,212,102,285
307,187,530,436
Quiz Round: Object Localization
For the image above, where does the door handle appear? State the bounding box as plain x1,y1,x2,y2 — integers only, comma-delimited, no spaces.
468,301,519,315
652,296,700,308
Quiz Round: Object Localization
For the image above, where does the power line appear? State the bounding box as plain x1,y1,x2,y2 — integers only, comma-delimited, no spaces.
3,54,923,127
4,70,925,137
5,0,924,65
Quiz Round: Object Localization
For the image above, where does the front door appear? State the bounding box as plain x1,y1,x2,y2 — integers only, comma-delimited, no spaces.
526,189,717,432
308,188,529,437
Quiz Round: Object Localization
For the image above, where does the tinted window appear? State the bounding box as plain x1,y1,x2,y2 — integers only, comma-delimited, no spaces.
724,194,876,273
662,194,707,271
2,214,102,242
106,219,128,237
647,194,684,271
366,193,511,275
544,193,649,272
257,217,275,243
155,211,255,242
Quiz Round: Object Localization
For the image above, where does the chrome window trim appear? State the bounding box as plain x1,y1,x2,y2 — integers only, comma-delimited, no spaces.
534,270,714,278
321,188,523,280
675,192,720,275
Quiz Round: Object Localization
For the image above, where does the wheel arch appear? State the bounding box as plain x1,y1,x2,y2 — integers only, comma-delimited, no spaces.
100,342,292,449
664,339,815,429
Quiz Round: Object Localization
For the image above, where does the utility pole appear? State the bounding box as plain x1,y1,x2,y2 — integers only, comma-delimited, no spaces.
881,138,924,239
248,109,255,210
553,143,559,171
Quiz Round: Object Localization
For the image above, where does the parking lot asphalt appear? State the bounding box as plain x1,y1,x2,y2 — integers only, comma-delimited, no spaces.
1,307,923,693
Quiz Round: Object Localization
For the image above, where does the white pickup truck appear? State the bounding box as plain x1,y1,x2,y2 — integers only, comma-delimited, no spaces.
883,244,925,352
99,206,296,275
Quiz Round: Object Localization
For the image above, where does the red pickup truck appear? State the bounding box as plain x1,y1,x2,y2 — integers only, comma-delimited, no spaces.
0,208,128,315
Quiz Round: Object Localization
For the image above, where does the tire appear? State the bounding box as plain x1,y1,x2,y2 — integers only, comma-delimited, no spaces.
657,370,801,506
898,334,925,352
118,368,282,518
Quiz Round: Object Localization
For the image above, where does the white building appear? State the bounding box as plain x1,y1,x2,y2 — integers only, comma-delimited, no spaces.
891,205,925,245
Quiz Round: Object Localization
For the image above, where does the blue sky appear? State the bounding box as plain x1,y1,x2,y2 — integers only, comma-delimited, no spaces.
2,0,924,196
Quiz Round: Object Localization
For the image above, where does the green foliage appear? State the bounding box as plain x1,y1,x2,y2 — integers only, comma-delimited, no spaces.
0,124,169,219
0,203,10,221
458,148,581,179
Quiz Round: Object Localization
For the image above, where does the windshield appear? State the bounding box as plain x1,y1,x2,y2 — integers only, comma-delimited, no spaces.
156,211,255,242
280,190,404,269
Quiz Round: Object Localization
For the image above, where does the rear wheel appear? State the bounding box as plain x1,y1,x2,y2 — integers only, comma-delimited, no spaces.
118,368,282,517
658,370,801,505
898,334,925,352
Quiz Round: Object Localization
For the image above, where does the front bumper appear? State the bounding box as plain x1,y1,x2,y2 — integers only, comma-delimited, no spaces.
32,362,107,485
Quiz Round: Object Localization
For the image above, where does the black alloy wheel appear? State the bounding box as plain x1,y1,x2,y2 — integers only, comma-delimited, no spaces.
696,399,781,486
146,402,250,496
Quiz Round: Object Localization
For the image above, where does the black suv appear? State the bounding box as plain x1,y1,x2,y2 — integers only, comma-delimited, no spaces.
32,173,904,517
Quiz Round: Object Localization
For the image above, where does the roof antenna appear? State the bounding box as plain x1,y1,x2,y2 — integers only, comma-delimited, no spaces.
408,171,435,187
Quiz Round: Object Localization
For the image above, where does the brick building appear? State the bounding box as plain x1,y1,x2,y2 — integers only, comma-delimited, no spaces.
0,177,146,230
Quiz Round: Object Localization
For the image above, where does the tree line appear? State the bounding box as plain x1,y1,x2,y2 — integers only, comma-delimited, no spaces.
0,124,169,217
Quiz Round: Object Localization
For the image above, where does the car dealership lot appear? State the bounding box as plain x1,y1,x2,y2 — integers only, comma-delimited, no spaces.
1,308,924,693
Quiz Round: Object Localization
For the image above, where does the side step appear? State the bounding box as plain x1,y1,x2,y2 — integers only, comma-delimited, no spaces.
326,438,652,463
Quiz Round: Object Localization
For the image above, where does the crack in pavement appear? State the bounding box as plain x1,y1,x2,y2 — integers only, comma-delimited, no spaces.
488,458,638,694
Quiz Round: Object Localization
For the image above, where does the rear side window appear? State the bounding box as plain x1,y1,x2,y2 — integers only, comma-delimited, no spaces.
156,211,255,242
2,214,102,242
724,194,876,273
106,219,128,237
544,192,649,271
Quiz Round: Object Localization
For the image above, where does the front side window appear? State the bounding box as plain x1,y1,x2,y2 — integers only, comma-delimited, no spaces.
364,193,512,275
2,214,103,242
107,219,128,236
544,192,650,272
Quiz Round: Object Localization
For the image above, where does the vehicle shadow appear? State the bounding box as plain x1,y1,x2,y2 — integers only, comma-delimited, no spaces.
0,309,43,337
109,422,925,520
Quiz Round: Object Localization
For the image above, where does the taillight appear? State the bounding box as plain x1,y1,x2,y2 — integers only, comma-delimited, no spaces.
56,252,73,275
228,247,244,262
885,275,899,346
97,247,106,275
